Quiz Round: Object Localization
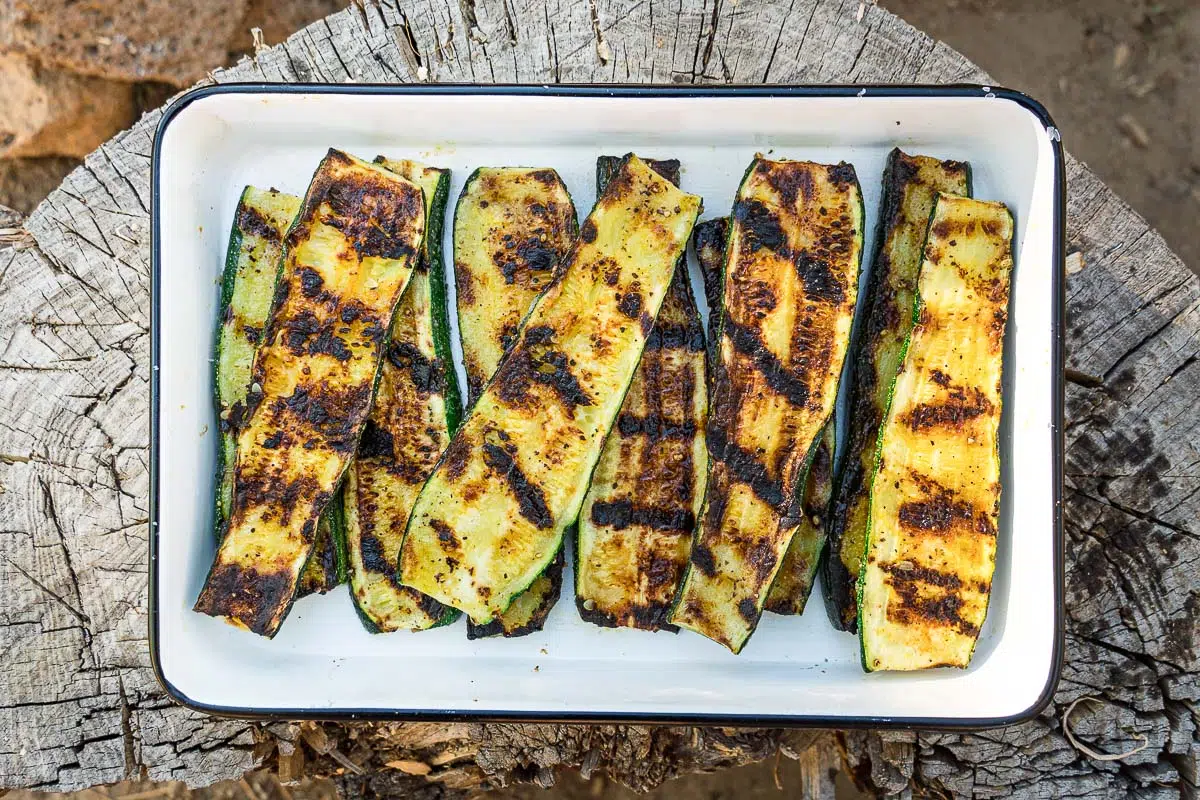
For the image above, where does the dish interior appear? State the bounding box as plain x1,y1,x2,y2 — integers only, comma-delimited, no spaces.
154,89,1059,721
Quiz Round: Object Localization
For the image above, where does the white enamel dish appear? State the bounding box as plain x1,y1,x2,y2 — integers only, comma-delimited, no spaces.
150,84,1064,726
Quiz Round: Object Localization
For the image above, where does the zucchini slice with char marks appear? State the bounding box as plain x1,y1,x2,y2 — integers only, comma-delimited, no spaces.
764,420,834,615
455,167,579,401
823,149,970,632
195,149,425,637
693,216,837,617
214,186,344,598
670,158,863,653
342,158,462,632
453,167,578,639
399,155,702,624
574,155,706,632
858,194,1013,671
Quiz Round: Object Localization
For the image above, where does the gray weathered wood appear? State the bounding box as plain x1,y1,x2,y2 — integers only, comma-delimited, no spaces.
0,0,1196,796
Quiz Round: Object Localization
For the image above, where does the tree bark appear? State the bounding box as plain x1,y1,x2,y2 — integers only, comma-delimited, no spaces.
0,1,1196,797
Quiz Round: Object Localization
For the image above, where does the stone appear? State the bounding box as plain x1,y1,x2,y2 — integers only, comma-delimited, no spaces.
0,53,133,158
0,0,251,86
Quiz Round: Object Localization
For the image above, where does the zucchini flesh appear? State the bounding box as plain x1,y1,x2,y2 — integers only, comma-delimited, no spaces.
574,155,707,631
213,186,343,598
399,155,702,624
454,167,579,402
670,158,863,653
215,186,301,535
823,150,970,632
693,216,837,616
341,158,461,632
194,149,425,637
858,194,1012,671
764,420,835,615
453,167,578,638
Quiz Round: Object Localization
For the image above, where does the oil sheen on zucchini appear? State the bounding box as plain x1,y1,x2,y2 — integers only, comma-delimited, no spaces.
858,194,1013,671
214,186,343,598
194,149,425,637
341,158,462,632
670,158,863,653
399,155,702,624
823,149,970,632
453,167,577,638
693,216,837,616
574,156,706,632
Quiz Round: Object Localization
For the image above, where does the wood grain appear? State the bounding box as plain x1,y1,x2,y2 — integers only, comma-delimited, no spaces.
0,1,1195,796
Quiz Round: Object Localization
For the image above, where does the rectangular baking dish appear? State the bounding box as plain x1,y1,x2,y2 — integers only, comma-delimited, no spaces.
150,84,1064,726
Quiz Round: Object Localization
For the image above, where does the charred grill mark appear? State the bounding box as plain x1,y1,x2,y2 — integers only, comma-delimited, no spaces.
897,476,997,537
827,161,858,188
746,537,779,584
281,307,385,363
617,291,644,319
298,267,323,297
706,426,785,509
732,198,787,255
644,321,706,353
881,562,980,637
482,442,553,529
430,518,461,550
495,325,593,411
903,384,994,431
455,261,476,305
722,320,810,408
273,382,374,453
301,153,423,261
237,204,283,242
761,161,814,207
930,368,952,387
589,498,695,533
580,219,597,243
357,419,394,460
442,434,471,481
241,324,262,345
232,469,322,527
359,531,392,574
690,542,718,577
616,412,697,441
388,341,444,395
194,562,294,636
794,251,846,305
737,597,759,623
261,431,285,449
470,551,563,638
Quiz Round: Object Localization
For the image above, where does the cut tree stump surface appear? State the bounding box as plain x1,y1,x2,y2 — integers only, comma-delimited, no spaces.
1,1,1197,797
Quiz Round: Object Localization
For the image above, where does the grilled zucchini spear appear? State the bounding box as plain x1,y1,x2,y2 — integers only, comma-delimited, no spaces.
214,186,344,598
823,150,970,632
692,216,836,616
195,150,425,637
399,155,702,624
670,158,863,653
575,156,707,632
341,158,462,632
453,167,578,638
858,194,1013,671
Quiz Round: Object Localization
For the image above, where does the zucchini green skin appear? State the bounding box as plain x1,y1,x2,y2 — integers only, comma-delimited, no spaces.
452,166,578,638
214,186,301,538
296,488,347,596
213,187,344,598
341,159,461,632
574,156,707,632
764,420,835,615
399,155,702,624
194,149,425,637
670,158,864,653
857,194,1013,671
822,149,971,632
693,216,836,615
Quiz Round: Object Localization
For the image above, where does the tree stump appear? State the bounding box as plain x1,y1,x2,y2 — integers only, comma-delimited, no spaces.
1,1,1196,797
